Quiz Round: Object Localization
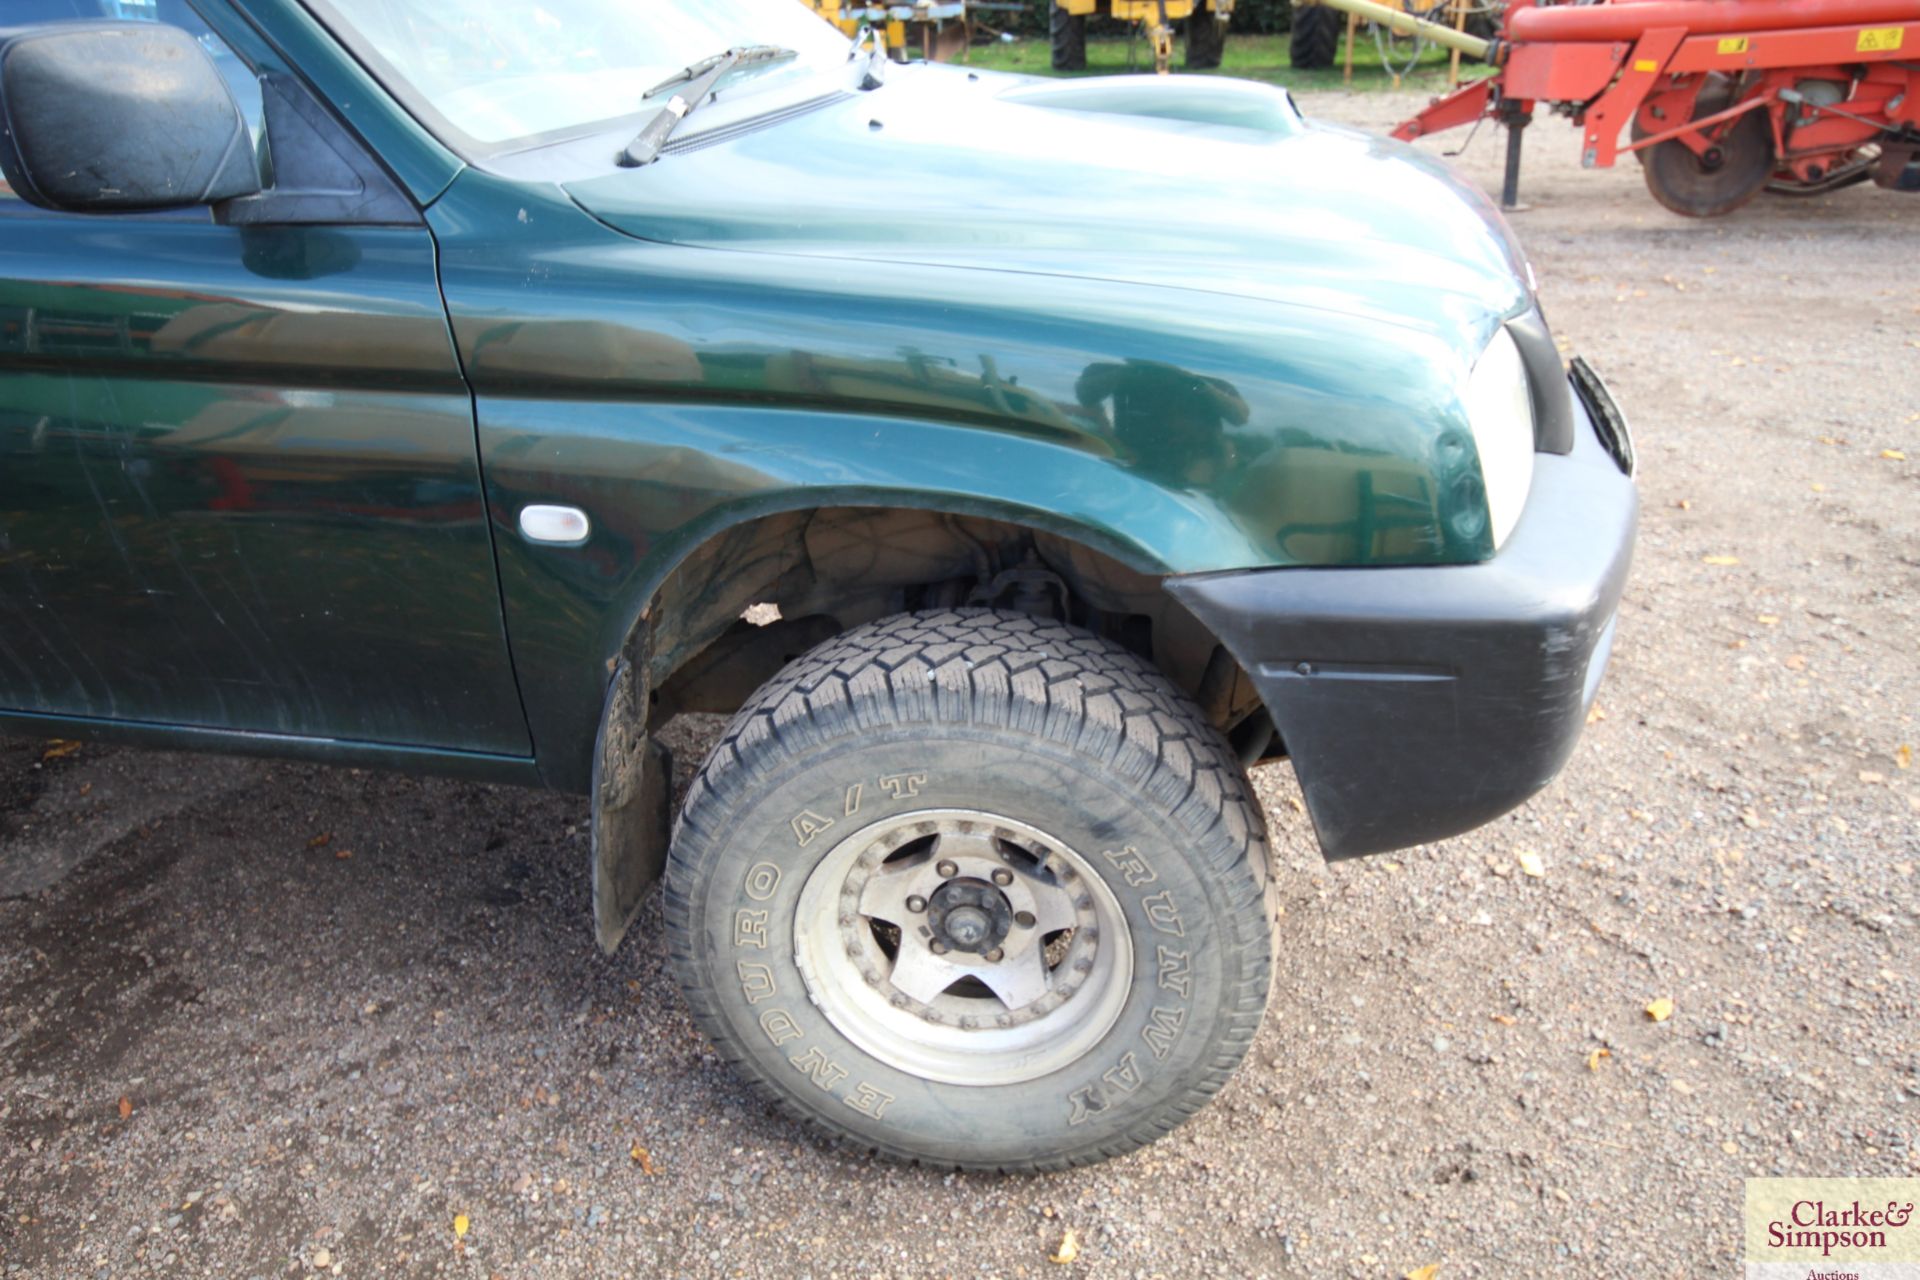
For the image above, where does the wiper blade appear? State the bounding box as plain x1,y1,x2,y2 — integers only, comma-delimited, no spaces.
848,23,887,90
618,45,797,167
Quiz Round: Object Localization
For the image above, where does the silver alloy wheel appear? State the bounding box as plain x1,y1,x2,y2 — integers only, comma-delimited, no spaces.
793,808,1133,1086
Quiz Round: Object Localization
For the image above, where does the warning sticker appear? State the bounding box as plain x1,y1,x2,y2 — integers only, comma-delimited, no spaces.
1857,26,1904,52
1717,36,1749,54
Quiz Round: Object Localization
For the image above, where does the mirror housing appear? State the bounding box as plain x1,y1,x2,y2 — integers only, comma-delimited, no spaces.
0,21,261,213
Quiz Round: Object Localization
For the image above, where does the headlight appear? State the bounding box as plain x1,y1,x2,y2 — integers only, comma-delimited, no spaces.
1464,326,1535,549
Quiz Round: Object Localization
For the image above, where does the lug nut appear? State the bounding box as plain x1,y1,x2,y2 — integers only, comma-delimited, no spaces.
991,868,1013,886
906,895,927,913
985,947,1004,962
1014,910,1036,928
929,939,948,955
936,860,959,878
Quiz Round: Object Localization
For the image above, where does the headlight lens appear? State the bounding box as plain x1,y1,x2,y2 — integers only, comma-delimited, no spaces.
1464,326,1535,549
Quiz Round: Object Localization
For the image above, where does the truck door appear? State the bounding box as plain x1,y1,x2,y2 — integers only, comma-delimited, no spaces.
0,0,528,754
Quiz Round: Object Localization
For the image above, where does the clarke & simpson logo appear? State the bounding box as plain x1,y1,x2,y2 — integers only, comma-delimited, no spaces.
1745,1179,1920,1279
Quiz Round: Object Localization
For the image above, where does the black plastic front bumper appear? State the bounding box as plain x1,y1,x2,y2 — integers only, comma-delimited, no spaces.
1168,362,1638,860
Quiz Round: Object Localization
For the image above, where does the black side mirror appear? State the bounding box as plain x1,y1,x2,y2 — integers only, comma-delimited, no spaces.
0,21,262,213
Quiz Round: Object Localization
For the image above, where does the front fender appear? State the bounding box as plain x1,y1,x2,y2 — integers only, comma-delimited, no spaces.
433,175,1501,789
484,402,1258,790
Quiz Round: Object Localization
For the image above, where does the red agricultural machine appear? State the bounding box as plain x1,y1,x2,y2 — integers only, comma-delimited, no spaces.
1325,0,1920,214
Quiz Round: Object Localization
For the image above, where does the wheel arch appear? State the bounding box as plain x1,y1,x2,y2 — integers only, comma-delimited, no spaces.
586,497,1275,953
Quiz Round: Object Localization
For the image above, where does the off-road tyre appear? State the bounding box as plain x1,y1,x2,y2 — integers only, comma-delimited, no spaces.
664,609,1277,1171
1185,11,1227,69
1051,6,1088,70
1289,3,1342,69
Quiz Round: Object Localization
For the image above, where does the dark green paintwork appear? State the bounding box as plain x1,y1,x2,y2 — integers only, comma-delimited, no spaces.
0,213,529,752
0,0,1543,790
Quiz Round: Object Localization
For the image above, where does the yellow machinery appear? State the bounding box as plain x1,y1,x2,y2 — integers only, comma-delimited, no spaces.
804,1,973,61
1053,0,1234,75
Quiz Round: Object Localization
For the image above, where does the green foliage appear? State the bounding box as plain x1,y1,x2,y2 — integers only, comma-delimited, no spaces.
1228,0,1296,33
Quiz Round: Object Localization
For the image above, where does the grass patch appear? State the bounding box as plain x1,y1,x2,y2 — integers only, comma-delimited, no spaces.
958,31,1492,94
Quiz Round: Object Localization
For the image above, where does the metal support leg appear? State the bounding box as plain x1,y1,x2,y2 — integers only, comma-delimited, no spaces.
1499,103,1531,210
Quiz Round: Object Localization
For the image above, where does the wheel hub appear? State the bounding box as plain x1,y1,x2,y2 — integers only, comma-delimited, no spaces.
927,879,1011,954
792,809,1133,1086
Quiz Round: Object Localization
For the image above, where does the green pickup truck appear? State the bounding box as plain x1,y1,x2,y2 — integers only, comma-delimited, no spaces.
0,0,1635,1169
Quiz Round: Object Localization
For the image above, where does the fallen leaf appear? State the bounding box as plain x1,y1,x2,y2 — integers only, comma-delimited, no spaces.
1516,851,1545,878
1587,1048,1611,1072
41,740,81,761
453,1214,470,1240
1405,1266,1442,1280
1884,449,1908,461
1491,1014,1517,1026
1756,614,1780,625
1898,745,1912,770
117,1095,132,1120
307,833,331,848
1645,997,1674,1023
1701,555,1740,566
1049,1229,1080,1265
629,1143,655,1176
1586,704,1608,724
334,849,353,861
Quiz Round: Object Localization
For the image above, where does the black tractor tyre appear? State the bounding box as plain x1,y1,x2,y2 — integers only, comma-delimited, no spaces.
663,610,1279,1171
1051,5,1088,71
1289,2,1343,69
1186,11,1227,69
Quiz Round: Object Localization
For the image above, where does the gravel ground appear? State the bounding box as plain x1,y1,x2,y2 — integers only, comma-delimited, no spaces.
2,90,1917,1280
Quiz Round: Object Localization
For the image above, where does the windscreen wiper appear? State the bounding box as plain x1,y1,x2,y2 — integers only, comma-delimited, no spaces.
617,45,797,168
848,24,886,90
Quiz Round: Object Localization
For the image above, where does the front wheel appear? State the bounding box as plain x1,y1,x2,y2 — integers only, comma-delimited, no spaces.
664,610,1276,1170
